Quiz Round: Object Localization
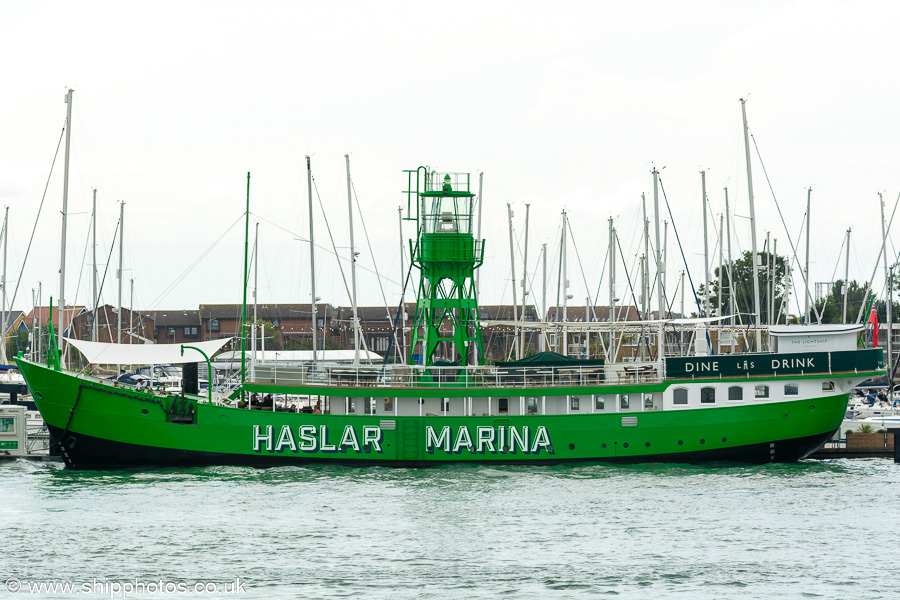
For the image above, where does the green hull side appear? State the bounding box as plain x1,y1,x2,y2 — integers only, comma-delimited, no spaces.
18,359,848,465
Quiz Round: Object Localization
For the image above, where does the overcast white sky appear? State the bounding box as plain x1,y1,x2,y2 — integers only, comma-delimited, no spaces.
1,0,899,320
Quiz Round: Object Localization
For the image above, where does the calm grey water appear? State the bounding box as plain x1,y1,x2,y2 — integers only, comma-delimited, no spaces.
2,458,899,599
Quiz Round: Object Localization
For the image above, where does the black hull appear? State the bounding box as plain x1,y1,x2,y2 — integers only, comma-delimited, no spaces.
49,426,835,470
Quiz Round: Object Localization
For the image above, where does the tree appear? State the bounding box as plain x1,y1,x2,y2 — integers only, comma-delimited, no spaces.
5,329,32,360
813,280,871,324
697,250,789,325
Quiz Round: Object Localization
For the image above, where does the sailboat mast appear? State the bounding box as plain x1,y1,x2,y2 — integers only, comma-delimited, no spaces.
398,206,405,361
92,188,98,342
608,217,616,360
843,228,851,324
306,157,317,366
741,98,763,351
241,172,250,392
804,188,812,324
718,213,724,319
58,89,73,365
346,155,360,366
725,187,735,350
653,169,664,319
475,172,483,298
251,221,258,381
642,192,649,318
541,242,547,352
37,282,42,362
562,210,568,357
701,170,709,317
521,203,530,356
117,200,124,345
506,203,519,359
1,206,7,365
771,238,777,325
129,278,134,337
880,192,891,378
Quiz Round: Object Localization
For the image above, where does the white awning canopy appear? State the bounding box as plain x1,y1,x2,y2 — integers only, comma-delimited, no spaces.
65,337,233,365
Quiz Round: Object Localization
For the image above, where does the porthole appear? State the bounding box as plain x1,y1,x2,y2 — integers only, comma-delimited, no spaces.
601,443,607,449
721,437,727,443
677,440,684,446
141,409,149,415
645,442,651,447
623,442,629,448
568,443,575,450
700,438,706,444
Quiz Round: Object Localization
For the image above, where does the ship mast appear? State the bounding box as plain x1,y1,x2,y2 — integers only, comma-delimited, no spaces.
398,206,405,361
740,98,763,351
346,155,360,366
653,168,664,320
541,242,547,352
58,88,73,367
561,210,568,357
251,221,258,381
0,206,7,365
881,192,892,393
306,157,317,366
506,203,519,359
701,170,709,318
608,217,616,361
117,200,124,345
92,188,98,342
241,172,250,394
804,188,812,324
521,203,530,357
843,228,851,324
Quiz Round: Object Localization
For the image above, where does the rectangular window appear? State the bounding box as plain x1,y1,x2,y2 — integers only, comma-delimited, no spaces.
184,327,191,336
364,397,375,415
167,327,175,339
784,384,799,396
619,394,630,410
728,386,743,401
570,396,580,411
526,397,538,413
208,319,219,332
595,395,605,410
822,381,834,391
755,385,770,399
700,387,716,404
643,394,654,409
442,398,450,413
384,397,394,413
347,398,356,414
673,388,688,405
498,398,509,414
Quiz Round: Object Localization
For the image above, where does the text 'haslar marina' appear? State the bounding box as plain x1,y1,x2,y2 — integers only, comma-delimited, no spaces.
251,424,554,455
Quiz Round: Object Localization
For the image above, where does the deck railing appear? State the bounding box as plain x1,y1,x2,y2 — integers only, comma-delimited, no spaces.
246,361,666,390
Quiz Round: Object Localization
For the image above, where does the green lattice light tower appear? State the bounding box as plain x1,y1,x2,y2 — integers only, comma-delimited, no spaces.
403,167,485,368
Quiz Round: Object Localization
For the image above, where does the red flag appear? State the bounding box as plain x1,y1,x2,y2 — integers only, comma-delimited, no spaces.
869,304,879,347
